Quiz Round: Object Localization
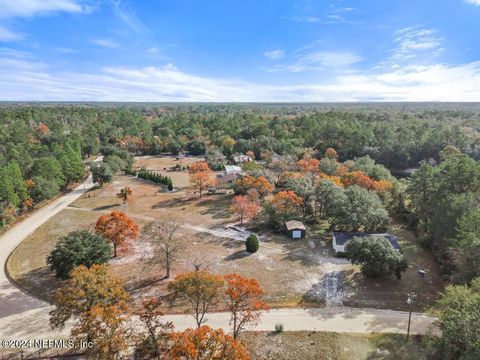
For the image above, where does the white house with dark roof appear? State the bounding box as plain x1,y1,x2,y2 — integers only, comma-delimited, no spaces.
332,232,401,254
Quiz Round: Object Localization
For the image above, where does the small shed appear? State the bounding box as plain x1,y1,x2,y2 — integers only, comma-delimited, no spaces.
285,220,306,239
332,232,401,254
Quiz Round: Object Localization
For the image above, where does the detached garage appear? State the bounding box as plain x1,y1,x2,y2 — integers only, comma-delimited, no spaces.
285,220,306,239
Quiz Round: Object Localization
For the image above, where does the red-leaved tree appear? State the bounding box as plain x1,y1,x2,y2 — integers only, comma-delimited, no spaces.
223,274,269,339
95,211,139,257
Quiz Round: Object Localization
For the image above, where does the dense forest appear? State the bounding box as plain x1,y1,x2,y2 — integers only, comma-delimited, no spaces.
1,102,480,283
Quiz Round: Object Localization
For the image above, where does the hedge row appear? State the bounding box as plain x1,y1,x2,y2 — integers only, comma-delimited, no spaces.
137,168,174,191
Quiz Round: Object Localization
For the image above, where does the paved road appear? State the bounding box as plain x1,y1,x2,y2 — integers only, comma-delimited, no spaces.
0,166,436,342
0,174,99,340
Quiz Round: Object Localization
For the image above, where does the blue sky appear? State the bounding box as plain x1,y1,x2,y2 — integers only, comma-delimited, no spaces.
1,0,480,101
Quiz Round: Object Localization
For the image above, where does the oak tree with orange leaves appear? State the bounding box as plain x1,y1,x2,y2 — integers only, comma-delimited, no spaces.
72,303,131,360
266,190,303,227
341,171,375,190
325,147,339,160
224,274,269,339
188,161,213,197
168,326,250,360
168,270,224,328
95,211,139,257
234,175,274,198
231,194,261,225
135,297,174,359
297,158,320,173
50,264,130,330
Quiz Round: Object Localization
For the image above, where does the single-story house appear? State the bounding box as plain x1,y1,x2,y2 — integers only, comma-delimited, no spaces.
224,165,243,175
285,220,306,239
233,154,253,164
216,165,244,187
332,232,401,254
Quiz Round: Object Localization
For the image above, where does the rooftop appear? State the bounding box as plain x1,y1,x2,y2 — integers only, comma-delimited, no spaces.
285,220,306,231
224,165,243,174
332,232,401,251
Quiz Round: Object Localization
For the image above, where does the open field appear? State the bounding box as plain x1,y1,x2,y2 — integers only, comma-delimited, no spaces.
7,156,444,311
243,332,427,360
0,332,427,360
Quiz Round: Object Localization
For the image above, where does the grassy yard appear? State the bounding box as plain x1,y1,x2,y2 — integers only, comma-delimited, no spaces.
7,155,444,312
7,208,100,301
342,218,444,311
243,332,427,360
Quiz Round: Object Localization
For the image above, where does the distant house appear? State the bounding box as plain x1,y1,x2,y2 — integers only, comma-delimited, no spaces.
224,165,243,175
285,220,306,239
271,154,284,163
216,165,244,187
233,154,253,164
332,232,401,254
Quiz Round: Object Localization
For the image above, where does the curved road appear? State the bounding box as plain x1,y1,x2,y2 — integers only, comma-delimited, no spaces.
0,173,436,343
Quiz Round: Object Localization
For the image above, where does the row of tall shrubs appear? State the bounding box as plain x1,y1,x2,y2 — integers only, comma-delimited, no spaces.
137,168,174,191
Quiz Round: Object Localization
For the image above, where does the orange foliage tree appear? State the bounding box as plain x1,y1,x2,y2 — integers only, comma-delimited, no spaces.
317,172,343,187
72,303,131,360
49,264,130,330
36,123,50,135
168,326,250,360
373,179,395,193
117,135,146,154
95,211,139,257
168,270,224,328
189,161,213,197
224,274,269,339
245,150,255,160
268,190,303,225
136,297,174,359
234,175,274,198
297,158,320,173
341,171,375,190
231,194,261,225
325,147,338,160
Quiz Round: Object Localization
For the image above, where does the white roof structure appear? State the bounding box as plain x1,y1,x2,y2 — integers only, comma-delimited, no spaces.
224,165,243,174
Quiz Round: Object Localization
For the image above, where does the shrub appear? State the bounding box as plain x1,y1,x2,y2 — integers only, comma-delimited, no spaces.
245,234,259,253
47,230,112,279
274,323,284,333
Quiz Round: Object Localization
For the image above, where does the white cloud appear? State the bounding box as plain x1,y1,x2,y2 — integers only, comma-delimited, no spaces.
0,25,24,42
90,38,119,48
391,27,443,61
0,0,85,19
264,49,285,60
109,0,146,33
2,48,480,102
465,0,480,5
268,50,363,72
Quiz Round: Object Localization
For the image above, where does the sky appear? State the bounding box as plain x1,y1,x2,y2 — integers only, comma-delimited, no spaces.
1,0,480,102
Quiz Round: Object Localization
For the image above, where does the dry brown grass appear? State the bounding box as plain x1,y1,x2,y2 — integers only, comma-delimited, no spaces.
243,332,427,360
7,209,100,301
7,156,445,312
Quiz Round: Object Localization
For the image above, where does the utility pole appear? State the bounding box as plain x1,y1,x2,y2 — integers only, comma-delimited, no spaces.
406,291,416,341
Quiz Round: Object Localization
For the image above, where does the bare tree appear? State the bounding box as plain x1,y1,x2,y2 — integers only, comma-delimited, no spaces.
143,217,183,279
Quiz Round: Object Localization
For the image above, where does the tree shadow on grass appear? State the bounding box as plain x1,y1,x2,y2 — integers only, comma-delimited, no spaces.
225,250,251,261
196,196,233,220
8,266,60,305
151,197,192,209
93,203,122,211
